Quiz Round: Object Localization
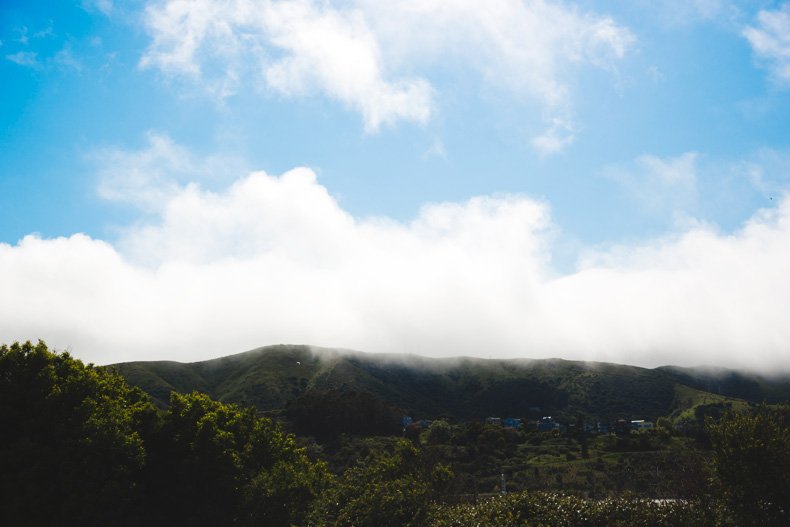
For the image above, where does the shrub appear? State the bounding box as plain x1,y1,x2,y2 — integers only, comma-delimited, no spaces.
707,405,790,527
429,491,718,527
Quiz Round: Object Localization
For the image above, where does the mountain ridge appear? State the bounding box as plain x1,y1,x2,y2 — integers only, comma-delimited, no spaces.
110,344,790,423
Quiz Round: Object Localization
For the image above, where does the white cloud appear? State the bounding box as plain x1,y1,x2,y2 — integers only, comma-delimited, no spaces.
140,0,434,130
139,0,633,139
531,118,576,156
53,46,83,71
422,137,447,160
262,1,434,132
82,0,114,16
6,47,82,71
5,51,40,67
743,4,790,86
642,153,698,187
93,132,198,210
355,0,633,103
3,160,790,372
14,26,30,45
92,131,248,212
635,0,743,28
606,152,699,216
736,148,790,196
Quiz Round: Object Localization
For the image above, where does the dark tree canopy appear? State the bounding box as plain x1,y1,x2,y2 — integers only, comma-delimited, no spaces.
142,390,330,527
287,389,404,442
0,341,329,527
708,404,790,527
0,341,155,527
309,439,452,527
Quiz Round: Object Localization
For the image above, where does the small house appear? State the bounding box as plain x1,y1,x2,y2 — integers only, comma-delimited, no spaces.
613,419,630,434
537,416,560,432
630,420,654,431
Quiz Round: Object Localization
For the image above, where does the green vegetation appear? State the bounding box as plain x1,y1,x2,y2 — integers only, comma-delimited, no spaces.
141,391,329,526
0,340,153,526
112,345,790,423
0,341,329,527
3,341,790,526
389,421,709,499
708,405,790,526
430,492,717,527
287,389,403,443
309,440,452,527
670,383,751,425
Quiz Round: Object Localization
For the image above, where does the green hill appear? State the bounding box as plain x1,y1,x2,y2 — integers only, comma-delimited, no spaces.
110,345,790,423
657,364,790,403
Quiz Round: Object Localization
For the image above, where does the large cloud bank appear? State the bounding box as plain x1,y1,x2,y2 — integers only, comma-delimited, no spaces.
2,166,789,370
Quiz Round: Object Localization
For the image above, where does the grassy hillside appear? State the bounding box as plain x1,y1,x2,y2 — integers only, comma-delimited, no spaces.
658,365,790,403
110,345,790,422
669,383,751,424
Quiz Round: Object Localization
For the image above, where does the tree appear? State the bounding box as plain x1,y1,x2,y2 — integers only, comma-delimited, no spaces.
309,440,452,527
0,341,155,527
0,341,330,527
426,419,452,445
707,405,790,527
141,391,330,527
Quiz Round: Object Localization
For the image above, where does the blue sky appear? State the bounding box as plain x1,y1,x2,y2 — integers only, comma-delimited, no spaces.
2,0,790,369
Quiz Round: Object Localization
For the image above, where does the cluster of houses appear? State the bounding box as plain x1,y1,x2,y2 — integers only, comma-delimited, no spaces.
402,415,655,435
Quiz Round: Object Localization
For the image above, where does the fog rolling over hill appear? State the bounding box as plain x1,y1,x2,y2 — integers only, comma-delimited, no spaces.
111,345,790,422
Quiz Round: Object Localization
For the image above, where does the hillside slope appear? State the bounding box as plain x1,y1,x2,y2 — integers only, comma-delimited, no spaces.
110,345,790,422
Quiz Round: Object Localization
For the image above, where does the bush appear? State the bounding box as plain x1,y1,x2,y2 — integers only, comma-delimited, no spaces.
309,440,452,527
429,491,717,527
707,405,790,527
427,419,453,445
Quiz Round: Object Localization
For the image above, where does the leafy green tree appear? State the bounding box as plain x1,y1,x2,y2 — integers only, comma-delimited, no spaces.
707,405,790,526
0,341,155,527
142,391,330,527
426,419,452,445
309,440,452,527
0,341,331,527
656,416,674,434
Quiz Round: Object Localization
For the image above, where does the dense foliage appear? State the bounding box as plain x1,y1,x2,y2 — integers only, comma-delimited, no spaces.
0,341,328,527
287,389,403,442
429,492,717,527
708,405,790,526
142,391,329,526
0,341,153,526
309,439,452,527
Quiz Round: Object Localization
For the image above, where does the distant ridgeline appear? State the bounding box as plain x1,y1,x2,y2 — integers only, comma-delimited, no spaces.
110,344,790,425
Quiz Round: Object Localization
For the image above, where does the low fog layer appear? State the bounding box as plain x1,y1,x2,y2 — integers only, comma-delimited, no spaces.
2,167,789,371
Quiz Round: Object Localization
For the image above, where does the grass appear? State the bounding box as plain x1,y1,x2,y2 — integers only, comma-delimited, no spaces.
670,383,751,424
